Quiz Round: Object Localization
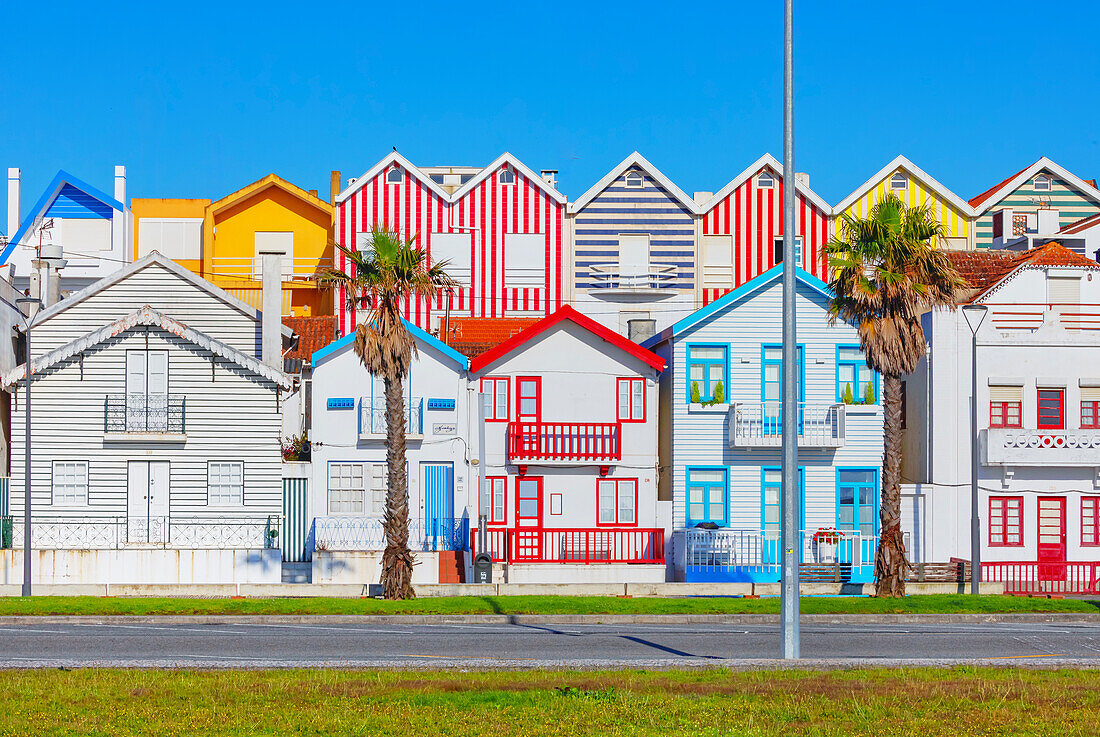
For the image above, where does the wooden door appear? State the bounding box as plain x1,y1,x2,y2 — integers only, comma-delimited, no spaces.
514,477,543,561
516,377,541,422
127,461,170,543
1037,497,1067,582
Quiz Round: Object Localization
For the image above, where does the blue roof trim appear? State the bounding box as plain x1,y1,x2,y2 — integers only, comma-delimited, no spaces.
642,266,834,348
1,170,125,264
311,319,469,369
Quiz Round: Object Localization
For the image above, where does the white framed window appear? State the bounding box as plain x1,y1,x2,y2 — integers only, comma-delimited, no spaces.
387,168,403,184
207,462,243,506
52,461,89,506
498,169,515,185
480,377,510,421
328,462,383,515
890,172,908,190
429,233,471,287
624,171,644,188
481,477,506,524
773,235,804,265
1034,175,1052,192
504,233,545,287
597,479,637,526
138,218,203,260
757,172,775,188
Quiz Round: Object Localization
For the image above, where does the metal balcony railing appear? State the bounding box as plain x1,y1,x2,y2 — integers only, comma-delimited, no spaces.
358,396,424,437
507,422,622,462
471,526,664,564
312,516,469,552
728,402,845,448
104,395,186,434
588,263,677,291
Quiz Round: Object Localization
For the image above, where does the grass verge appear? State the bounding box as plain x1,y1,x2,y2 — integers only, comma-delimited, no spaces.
0,594,1096,616
1,667,1098,735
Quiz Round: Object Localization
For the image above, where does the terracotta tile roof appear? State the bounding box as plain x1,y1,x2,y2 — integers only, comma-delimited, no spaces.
283,315,340,363
968,163,1033,208
442,317,541,358
945,243,1098,302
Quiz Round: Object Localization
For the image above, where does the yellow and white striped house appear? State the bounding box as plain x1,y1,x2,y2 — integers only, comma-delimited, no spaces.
832,156,975,250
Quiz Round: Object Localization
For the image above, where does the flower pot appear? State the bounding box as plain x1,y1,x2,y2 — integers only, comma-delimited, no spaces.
816,541,836,564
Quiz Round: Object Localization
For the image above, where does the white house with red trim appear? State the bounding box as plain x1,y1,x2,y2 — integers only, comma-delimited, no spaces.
902,243,1100,594
467,306,668,583
330,152,567,338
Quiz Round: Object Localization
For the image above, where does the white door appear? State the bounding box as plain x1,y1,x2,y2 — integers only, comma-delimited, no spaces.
126,351,169,431
127,461,170,543
618,234,651,286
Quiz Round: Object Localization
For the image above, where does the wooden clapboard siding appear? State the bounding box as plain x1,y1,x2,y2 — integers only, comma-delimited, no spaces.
975,174,1100,248
837,168,971,246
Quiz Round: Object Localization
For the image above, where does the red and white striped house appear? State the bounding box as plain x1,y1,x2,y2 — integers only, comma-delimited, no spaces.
332,152,567,336
697,154,832,305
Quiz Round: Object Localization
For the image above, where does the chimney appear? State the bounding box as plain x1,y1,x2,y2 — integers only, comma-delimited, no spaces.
260,250,282,370
693,191,713,205
330,170,341,203
795,172,809,188
7,168,19,240
540,170,558,189
114,165,127,204
32,245,65,308
308,189,318,198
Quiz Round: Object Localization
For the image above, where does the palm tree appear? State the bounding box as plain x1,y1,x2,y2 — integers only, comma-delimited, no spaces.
823,194,963,596
319,228,456,599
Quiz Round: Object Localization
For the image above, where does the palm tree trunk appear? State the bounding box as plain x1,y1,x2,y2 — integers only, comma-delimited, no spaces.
874,373,909,596
380,375,415,600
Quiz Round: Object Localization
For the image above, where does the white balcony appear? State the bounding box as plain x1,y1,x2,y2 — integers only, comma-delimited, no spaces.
982,428,1100,466
358,396,424,440
728,402,846,449
209,256,334,282
588,263,677,293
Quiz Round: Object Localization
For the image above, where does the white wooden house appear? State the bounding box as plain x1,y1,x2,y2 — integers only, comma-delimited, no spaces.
307,321,472,585
468,306,668,583
903,243,1100,594
644,266,886,583
0,252,294,584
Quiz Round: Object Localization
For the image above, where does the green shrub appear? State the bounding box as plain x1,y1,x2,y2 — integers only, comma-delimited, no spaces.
712,381,725,405
691,381,701,404
842,382,854,405
864,380,876,405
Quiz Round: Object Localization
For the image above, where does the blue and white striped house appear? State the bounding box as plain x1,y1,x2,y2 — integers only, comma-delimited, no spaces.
643,266,885,583
569,152,699,339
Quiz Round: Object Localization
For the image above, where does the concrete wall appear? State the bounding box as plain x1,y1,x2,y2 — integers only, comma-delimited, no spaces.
0,548,281,584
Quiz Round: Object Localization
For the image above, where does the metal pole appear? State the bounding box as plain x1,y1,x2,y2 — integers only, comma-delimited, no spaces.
22,319,31,597
970,327,980,595
780,0,800,658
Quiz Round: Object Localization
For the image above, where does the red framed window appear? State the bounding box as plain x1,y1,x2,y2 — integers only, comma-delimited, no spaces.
480,378,509,422
1037,389,1065,429
617,378,645,422
989,496,1024,547
1082,401,1100,429
515,376,542,423
596,478,638,526
1083,497,1100,546
480,476,506,524
989,401,1022,428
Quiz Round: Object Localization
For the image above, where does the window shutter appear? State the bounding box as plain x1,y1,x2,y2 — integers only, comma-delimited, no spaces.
989,385,1023,402
1047,276,1080,304
1081,387,1100,402
370,464,385,516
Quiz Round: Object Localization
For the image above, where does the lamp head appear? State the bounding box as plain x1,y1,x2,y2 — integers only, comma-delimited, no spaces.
961,303,989,334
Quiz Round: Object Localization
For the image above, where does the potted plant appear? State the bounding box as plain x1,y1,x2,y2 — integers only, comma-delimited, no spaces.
812,526,843,564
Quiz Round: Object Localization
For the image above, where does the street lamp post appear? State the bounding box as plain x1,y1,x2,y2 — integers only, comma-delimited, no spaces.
15,296,42,597
962,304,988,595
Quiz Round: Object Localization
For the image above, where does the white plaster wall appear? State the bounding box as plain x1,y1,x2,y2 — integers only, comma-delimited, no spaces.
0,548,281,584
572,291,696,336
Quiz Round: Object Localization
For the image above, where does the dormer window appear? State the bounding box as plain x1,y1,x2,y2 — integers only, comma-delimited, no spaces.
890,172,908,190
387,168,403,184
1034,174,1052,192
757,172,775,189
498,169,515,185
624,171,644,188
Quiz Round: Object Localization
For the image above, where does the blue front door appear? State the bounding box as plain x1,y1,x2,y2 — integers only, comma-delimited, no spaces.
420,462,454,550
762,467,805,565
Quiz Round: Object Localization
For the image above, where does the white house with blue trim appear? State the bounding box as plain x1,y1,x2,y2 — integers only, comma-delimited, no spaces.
308,322,473,586
3,167,132,297
643,266,885,583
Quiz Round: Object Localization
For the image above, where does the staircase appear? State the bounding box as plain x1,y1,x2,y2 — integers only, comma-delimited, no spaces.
437,551,465,584
281,561,312,584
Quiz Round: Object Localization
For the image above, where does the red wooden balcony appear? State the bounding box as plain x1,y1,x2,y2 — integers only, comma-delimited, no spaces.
473,527,664,564
507,422,622,463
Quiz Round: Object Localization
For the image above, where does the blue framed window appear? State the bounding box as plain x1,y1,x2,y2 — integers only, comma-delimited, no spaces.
761,466,805,537
686,467,728,526
836,468,878,535
686,344,729,403
761,345,804,403
836,345,878,403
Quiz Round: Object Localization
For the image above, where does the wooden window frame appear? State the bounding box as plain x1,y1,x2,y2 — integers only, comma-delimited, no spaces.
1081,401,1100,429
989,401,1023,428
616,377,646,423
515,376,542,423
988,496,1024,547
480,377,510,422
207,461,244,507
51,460,90,507
498,169,516,185
1033,174,1052,192
686,466,729,527
480,476,507,525
1082,496,1100,546
1037,388,1065,430
596,478,639,527
890,172,908,190
624,171,644,189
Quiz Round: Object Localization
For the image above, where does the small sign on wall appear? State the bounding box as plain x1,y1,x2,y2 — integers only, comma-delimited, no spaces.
433,423,457,435
550,493,563,516
327,397,355,410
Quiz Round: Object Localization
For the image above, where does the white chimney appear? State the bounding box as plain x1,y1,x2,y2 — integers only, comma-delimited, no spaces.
795,172,809,188
7,168,19,240
114,165,127,204
260,250,282,370
540,170,558,189
693,191,713,205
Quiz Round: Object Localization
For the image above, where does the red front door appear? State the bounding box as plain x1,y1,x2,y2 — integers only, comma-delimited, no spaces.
1037,496,1067,582
514,477,543,560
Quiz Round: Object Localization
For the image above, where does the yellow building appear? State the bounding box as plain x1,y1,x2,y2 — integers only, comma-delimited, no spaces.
132,174,334,317
832,155,975,250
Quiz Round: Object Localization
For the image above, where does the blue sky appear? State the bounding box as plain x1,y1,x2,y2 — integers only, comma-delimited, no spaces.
3,0,1098,228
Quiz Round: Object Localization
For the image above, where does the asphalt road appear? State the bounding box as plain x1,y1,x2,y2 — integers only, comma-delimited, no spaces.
3,620,1100,668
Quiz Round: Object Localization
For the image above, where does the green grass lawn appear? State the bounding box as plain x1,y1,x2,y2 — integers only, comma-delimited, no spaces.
0,668,1097,736
0,594,1096,616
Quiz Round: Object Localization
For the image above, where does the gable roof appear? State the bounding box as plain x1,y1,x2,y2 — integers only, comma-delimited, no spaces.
468,305,665,374
570,152,698,213
943,242,1100,303
2,306,292,390
1,170,126,264
644,265,833,346
335,151,451,204
209,173,333,218
443,316,541,358
30,251,295,338
968,157,1100,214
311,318,469,369
700,153,831,214
451,152,567,204
832,155,973,216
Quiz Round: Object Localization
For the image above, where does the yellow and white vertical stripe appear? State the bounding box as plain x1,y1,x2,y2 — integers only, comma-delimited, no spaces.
839,169,971,245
